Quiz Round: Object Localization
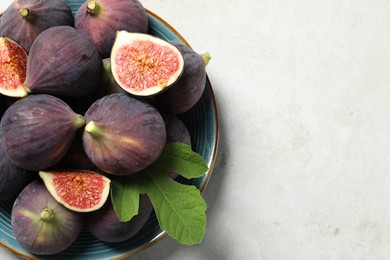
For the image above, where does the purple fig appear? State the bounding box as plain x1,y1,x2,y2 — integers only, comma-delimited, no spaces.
22,26,103,98
0,0,74,53
82,93,166,175
88,194,153,242
11,181,84,255
152,42,211,114
0,94,85,171
75,0,148,58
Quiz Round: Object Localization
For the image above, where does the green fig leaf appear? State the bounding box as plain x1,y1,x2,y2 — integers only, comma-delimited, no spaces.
111,142,208,245
159,142,209,179
111,173,147,222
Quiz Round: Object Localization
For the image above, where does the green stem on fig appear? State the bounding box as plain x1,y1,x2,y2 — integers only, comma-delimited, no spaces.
40,209,54,221
74,115,86,129
19,8,30,18
85,120,105,139
201,52,211,66
86,1,101,15
23,85,31,94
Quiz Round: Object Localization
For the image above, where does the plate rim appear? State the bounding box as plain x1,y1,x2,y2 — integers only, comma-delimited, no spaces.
0,8,219,260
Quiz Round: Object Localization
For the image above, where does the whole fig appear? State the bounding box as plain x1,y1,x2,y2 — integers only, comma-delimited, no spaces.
11,181,84,255
82,93,166,175
152,42,211,114
0,94,85,171
0,0,74,52
88,194,153,242
75,0,148,58
22,26,103,98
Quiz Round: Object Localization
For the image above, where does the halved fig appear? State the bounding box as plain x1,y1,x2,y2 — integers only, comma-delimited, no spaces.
11,181,84,255
82,93,166,175
0,0,74,53
75,0,148,58
111,31,184,97
39,170,110,213
0,37,28,97
0,94,85,170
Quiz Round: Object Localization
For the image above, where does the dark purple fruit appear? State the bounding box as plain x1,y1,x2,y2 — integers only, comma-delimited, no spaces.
75,0,148,58
0,0,74,53
82,93,166,175
22,26,103,98
11,181,84,255
152,42,211,114
0,94,85,171
162,114,192,179
88,194,153,242
163,114,192,147
0,139,36,201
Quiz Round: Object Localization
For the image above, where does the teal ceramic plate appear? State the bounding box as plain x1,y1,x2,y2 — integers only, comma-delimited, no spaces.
0,1,218,259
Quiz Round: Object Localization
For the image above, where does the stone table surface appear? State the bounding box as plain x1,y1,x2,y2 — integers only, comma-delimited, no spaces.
2,0,390,259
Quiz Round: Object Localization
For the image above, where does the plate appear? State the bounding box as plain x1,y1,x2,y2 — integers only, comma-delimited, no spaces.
0,1,218,259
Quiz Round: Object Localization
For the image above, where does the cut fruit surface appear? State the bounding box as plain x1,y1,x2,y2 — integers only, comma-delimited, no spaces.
111,31,184,96
0,37,28,97
39,170,111,213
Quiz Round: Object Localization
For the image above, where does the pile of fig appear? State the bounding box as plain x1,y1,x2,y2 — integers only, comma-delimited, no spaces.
0,0,211,256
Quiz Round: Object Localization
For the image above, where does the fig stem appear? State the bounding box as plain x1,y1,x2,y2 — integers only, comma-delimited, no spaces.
85,121,104,138
19,8,30,18
74,115,86,129
40,209,54,221
87,1,100,15
201,52,211,66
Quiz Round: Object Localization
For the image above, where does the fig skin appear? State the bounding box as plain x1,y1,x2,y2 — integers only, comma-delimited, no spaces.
87,194,153,242
0,139,36,201
163,114,192,147
11,181,84,255
0,0,74,53
75,0,148,58
152,42,211,115
0,94,85,171
23,26,103,98
82,93,166,175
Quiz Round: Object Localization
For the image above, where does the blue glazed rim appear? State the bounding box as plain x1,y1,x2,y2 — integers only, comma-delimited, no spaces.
0,6,219,260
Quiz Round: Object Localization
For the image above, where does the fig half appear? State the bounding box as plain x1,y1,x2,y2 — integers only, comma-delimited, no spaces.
11,181,84,255
111,31,184,97
39,170,110,213
0,37,28,98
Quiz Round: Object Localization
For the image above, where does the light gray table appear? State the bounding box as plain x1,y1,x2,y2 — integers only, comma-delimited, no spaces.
2,0,390,259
